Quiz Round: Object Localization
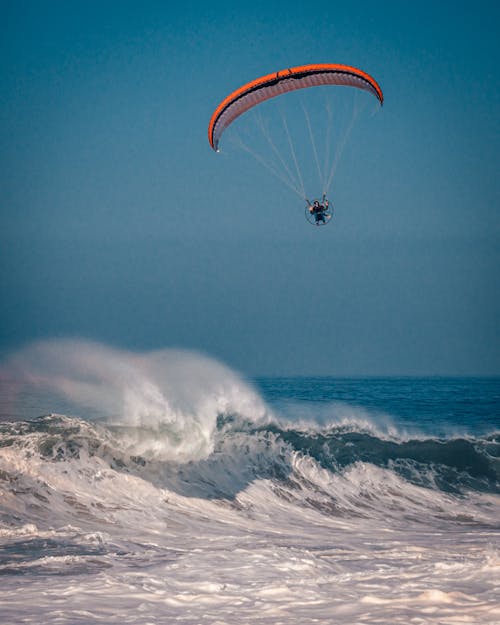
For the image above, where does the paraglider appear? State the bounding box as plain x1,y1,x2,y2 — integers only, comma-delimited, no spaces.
208,63,383,226
305,195,332,226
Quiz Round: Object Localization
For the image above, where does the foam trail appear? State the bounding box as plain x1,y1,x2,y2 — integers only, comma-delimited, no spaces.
1,367,499,624
2,339,269,462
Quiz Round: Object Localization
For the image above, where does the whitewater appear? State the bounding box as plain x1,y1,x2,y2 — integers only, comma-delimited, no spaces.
0,341,499,624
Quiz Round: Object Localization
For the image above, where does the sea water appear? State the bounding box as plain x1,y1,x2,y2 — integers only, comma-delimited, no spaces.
0,341,499,624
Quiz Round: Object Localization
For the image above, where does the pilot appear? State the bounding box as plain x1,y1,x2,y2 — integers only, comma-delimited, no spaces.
307,197,329,225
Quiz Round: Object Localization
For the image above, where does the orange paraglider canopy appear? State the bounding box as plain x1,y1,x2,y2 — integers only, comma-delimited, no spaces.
208,64,383,151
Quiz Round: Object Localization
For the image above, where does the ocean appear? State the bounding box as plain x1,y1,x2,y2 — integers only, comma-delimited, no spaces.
0,342,499,624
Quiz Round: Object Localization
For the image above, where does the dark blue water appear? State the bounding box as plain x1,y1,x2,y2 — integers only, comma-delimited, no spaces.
255,377,500,436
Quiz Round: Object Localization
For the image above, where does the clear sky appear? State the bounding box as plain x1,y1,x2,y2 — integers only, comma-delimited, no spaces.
1,0,499,375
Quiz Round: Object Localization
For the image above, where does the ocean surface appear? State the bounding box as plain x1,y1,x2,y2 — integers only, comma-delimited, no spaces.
0,341,499,624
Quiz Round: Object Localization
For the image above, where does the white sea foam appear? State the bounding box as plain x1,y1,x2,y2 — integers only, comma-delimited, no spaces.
1,447,499,624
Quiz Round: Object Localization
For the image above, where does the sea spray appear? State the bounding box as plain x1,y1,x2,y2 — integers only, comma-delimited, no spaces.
2,339,270,462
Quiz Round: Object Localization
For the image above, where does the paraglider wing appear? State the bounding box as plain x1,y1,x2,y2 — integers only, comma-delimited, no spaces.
208,64,383,151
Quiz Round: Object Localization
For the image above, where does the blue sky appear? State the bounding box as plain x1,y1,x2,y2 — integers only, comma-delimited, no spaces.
1,0,499,375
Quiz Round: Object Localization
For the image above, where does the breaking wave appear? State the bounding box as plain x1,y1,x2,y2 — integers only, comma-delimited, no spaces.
1,341,500,624
1,412,498,532
1,339,499,533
